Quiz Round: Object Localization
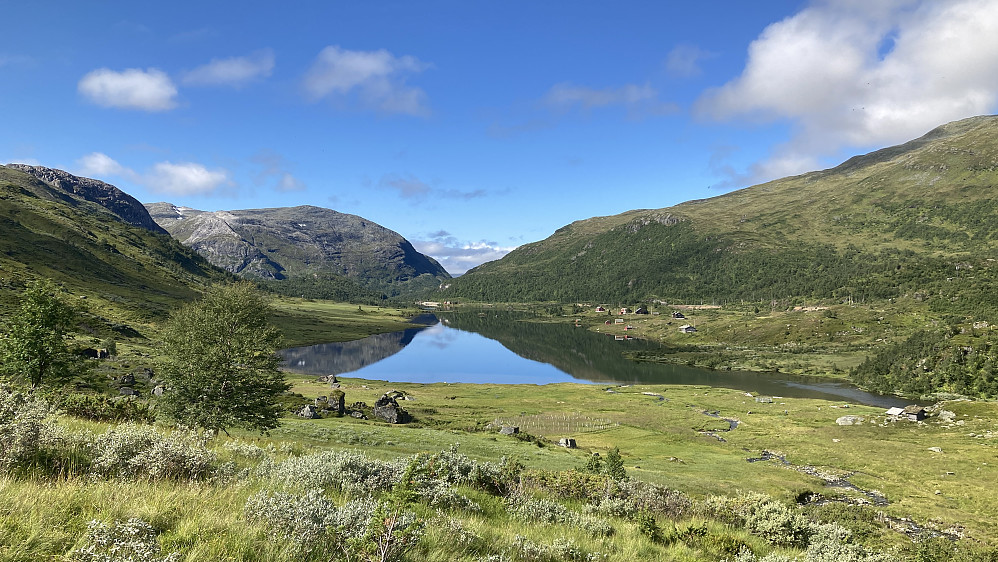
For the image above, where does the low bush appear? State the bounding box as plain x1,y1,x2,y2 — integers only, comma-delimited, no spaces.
73,517,179,562
0,387,52,471
91,424,217,480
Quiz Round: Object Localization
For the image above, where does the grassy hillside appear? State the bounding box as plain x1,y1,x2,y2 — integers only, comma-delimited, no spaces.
0,166,229,330
443,115,998,308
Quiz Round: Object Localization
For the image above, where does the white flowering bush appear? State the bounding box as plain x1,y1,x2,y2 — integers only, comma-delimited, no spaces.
510,535,606,562
222,439,269,460
260,449,400,496
507,495,614,537
73,518,179,562
91,423,217,480
0,387,52,471
245,488,422,562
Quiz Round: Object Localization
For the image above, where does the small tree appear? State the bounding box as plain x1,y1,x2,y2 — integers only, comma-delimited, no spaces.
603,447,627,480
0,279,80,388
161,283,289,433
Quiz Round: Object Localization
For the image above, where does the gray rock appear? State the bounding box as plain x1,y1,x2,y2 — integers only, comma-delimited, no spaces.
350,411,366,419
118,387,137,396
558,438,577,448
499,426,519,435
836,415,865,425
119,373,135,386
373,394,411,424
152,385,166,397
297,405,321,419
928,447,943,453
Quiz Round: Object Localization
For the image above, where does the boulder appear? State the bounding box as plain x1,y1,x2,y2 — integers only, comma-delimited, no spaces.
373,394,411,424
152,385,166,397
835,415,865,425
297,405,321,419
558,438,577,448
499,426,519,435
119,373,135,386
350,411,366,419
328,389,346,415
118,387,137,396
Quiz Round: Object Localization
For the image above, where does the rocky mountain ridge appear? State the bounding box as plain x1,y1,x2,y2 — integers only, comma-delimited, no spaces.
5,164,167,235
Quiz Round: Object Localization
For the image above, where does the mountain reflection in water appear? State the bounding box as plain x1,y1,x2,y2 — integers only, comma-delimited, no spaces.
280,311,908,408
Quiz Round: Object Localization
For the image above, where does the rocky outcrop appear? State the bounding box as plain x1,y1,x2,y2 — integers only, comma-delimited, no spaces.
373,392,410,424
6,164,168,235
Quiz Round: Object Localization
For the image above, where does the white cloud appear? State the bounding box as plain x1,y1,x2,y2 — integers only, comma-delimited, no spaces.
544,82,677,116
303,45,430,116
277,172,305,192
78,68,178,111
411,232,516,275
697,0,998,185
665,44,714,77
76,152,129,177
145,161,231,195
74,152,234,196
183,49,275,87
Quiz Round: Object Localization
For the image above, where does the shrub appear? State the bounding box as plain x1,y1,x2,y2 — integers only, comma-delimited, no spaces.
73,518,179,562
91,423,217,480
48,392,154,423
0,387,52,471
260,449,399,496
244,488,340,547
507,494,613,537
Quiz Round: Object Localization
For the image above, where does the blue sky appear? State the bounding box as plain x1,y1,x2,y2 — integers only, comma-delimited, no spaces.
4,1,998,274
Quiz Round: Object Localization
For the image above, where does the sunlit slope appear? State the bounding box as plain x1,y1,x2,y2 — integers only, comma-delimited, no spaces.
444,115,998,304
0,166,228,321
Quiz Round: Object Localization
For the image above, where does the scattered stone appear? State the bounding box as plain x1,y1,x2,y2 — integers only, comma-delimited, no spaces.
119,373,135,386
836,415,865,425
373,393,411,424
328,389,345,415
499,426,519,435
937,410,956,423
928,447,943,453
118,387,137,396
152,385,165,397
832,439,841,443
297,405,320,419
558,438,577,448
935,490,942,495
350,411,366,419
314,396,328,406
329,382,341,389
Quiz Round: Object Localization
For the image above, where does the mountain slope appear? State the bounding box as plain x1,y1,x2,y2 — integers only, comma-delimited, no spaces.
443,115,998,306
0,165,228,323
7,164,169,235
146,203,450,298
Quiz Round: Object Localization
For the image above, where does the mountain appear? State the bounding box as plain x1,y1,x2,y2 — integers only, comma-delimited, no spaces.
442,115,998,310
145,203,450,298
7,164,168,235
0,165,227,323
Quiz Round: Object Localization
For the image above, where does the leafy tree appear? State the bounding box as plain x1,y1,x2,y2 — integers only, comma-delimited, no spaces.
603,447,627,480
161,283,289,433
0,279,81,388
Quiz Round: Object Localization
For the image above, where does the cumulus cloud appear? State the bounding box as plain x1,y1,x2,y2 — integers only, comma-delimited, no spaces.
78,68,178,111
74,152,233,196
665,44,714,77
544,82,678,116
697,0,998,185
76,152,131,177
183,49,275,87
303,46,430,115
145,161,232,195
411,231,516,275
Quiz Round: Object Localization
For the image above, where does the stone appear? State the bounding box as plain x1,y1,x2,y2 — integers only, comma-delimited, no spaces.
937,410,956,422
350,411,366,419
328,389,346,415
119,373,135,386
928,447,943,453
315,396,328,406
373,393,411,424
499,426,519,435
558,438,577,448
297,405,321,419
152,385,166,397
118,387,137,396
836,415,865,425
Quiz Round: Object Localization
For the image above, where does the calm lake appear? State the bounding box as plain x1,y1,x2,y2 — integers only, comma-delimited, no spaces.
281,311,909,408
